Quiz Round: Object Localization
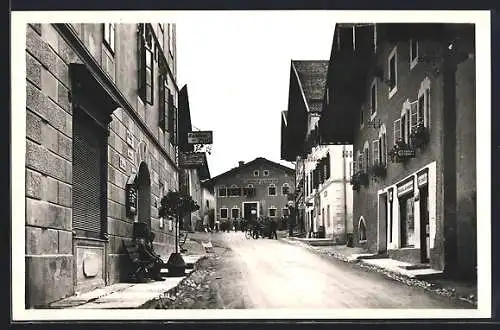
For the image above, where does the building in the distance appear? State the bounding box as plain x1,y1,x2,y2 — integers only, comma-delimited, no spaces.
318,23,476,280
25,23,181,307
281,60,353,241
208,158,295,226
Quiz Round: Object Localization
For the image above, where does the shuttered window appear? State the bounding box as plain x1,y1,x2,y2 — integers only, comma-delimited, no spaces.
393,119,401,144
73,110,106,238
159,76,169,131
410,101,418,133
138,24,154,105
373,140,380,165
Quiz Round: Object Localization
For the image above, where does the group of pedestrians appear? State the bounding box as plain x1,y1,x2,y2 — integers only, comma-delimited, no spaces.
201,213,279,240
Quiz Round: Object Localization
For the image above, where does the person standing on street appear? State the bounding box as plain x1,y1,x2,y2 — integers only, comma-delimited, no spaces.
269,217,278,239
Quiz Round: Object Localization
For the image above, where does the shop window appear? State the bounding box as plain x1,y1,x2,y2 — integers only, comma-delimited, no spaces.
400,196,415,247
220,208,228,219
218,186,227,197
410,39,419,69
388,46,398,98
103,23,115,54
268,184,277,196
358,217,367,242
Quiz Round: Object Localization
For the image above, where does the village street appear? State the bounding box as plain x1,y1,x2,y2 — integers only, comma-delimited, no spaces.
151,232,474,309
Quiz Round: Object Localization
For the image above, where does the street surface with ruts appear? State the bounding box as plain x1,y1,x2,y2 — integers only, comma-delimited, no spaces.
146,232,474,309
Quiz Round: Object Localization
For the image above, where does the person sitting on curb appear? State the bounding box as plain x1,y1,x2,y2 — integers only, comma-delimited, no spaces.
136,232,165,281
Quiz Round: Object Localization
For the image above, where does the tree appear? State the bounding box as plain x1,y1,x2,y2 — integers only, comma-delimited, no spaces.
158,190,200,219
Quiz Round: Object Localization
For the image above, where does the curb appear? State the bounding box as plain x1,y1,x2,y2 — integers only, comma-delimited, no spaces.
281,237,477,307
138,255,210,309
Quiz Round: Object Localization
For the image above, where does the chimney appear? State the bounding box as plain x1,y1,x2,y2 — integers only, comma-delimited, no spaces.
238,161,245,167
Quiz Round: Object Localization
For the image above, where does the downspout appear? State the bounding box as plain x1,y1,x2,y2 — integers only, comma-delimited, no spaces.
343,145,348,243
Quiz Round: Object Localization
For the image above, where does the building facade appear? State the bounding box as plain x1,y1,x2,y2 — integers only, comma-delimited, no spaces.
318,23,476,279
281,60,354,241
25,23,181,307
209,158,295,225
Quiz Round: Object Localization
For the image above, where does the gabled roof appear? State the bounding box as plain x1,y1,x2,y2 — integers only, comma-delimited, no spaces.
208,157,295,184
292,60,329,113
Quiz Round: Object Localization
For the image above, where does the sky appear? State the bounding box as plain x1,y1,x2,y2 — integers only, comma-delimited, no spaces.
176,13,337,177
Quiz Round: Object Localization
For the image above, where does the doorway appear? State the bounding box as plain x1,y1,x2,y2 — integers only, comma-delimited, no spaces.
419,187,430,263
243,202,258,222
378,193,388,253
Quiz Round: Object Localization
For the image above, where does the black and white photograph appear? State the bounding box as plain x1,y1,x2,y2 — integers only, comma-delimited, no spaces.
11,10,491,321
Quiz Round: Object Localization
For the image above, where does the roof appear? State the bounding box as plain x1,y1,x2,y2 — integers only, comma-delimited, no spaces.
208,157,295,184
292,60,329,113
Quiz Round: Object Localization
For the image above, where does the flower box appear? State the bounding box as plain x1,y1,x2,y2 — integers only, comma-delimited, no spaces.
388,138,415,163
410,122,430,150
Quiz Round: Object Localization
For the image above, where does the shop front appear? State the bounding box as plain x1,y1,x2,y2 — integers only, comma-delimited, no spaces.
381,162,437,266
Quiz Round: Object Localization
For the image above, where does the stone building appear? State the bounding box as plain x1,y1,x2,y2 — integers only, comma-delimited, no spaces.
208,158,295,226
318,23,476,279
281,60,353,241
25,23,181,307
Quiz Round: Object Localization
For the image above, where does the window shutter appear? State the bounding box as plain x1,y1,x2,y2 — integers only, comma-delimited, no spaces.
393,119,401,144
137,24,146,101
410,101,418,133
73,111,105,238
326,154,331,179
167,92,174,133
159,76,165,129
171,106,178,145
425,88,431,128
373,140,380,165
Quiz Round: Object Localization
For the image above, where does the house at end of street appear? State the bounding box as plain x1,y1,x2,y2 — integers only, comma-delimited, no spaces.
207,158,295,227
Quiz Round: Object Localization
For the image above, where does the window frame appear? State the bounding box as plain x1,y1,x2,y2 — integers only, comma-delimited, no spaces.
281,183,290,196
379,124,387,166
144,42,154,105
418,77,431,129
220,208,228,219
218,185,227,197
168,24,174,57
370,78,377,120
388,45,398,99
263,170,269,176
268,206,277,217
401,101,411,144
228,185,241,197
253,170,259,177
103,23,116,54
231,207,240,219
268,184,277,196
358,217,367,243
410,39,419,70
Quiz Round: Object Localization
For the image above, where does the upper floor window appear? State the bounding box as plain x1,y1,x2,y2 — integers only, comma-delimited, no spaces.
228,185,241,197
158,24,165,49
388,46,398,98
378,125,387,165
360,107,364,127
410,39,419,70
268,184,277,196
263,170,269,176
418,77,431,129
168,24,174,56
103,23,115,54
363,141,370,171
281,183,290,196
370,79,377,119
253,170,259,177
158,76,170,132
138,24,154,105
218,186,227,197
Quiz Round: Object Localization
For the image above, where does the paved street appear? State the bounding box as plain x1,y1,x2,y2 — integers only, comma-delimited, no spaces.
183,231,473,309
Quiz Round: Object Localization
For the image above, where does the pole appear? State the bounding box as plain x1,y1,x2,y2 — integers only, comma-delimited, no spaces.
343,145,347,244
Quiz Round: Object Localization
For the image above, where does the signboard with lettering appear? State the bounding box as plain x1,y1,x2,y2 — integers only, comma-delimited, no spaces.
187,131,213,144
179,152,206,168
397,149,416,158
125,184,137,217
397,178,414,197
418,171,428,187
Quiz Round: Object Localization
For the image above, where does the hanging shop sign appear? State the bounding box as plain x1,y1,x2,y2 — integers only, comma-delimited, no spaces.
417,170,429,187
397,178,414,197
187,131,213,144
125,183,138,217
179,152,206,168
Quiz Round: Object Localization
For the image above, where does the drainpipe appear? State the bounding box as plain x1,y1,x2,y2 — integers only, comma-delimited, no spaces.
343,145,347,244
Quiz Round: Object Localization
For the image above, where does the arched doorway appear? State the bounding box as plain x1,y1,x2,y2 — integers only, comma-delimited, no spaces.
137,162,151,229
